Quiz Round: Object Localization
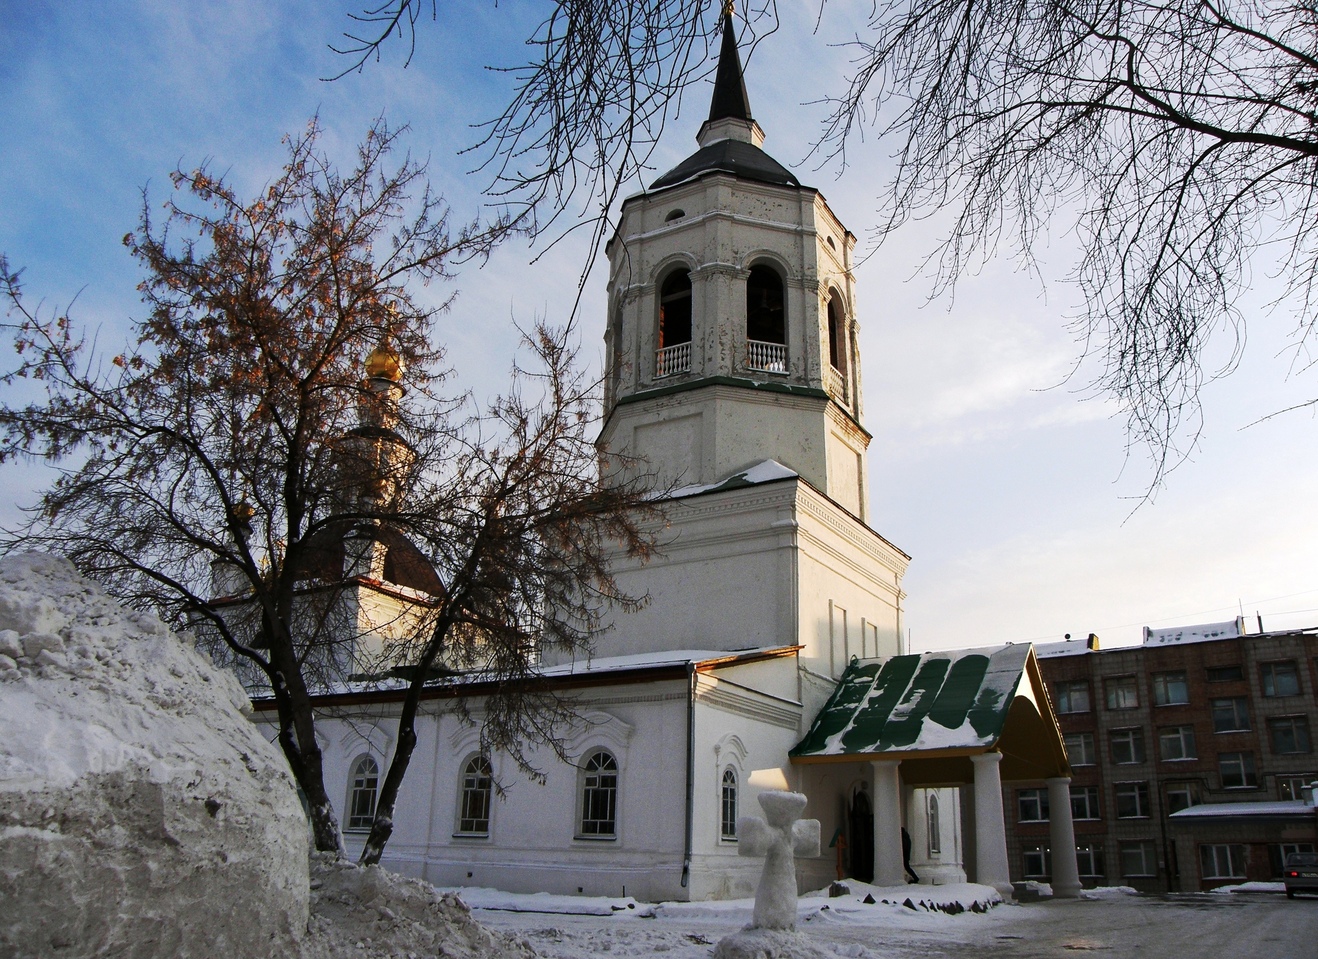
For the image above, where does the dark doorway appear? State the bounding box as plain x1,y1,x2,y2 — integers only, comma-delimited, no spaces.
849,789,874,882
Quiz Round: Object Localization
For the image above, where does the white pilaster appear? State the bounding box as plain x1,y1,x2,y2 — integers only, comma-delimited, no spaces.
871,760,905,887
970,752,1013,896
1046,777,1082,898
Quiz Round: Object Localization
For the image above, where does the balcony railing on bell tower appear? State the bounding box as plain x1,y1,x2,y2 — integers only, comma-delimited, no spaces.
655,341,692,378
746,339,787,373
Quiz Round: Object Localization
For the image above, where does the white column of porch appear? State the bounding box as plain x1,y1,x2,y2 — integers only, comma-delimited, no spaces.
1046,776,1082,897
970,751,1013,896
871,759,906,887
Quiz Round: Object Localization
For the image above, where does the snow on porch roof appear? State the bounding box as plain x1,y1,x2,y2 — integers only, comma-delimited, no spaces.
790,644,1057,766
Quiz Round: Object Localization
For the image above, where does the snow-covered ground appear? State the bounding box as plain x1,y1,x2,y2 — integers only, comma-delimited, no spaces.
450,880,1313,959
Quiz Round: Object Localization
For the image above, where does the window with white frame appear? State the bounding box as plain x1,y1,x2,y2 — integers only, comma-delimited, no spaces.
1268,716,1312,755
1064,731,1096,766
1279,775,1316,801
1166,782,1199,813
346,755,379,831
1119,840,1157,877
1070,785,1101,820
579,750,618,838
1018,788,1049,822
1219,751,1258,789
1105,676,1139,710
720,768,738,841
1022,844,1050,878
1076,843,1105,878
1153,671,1190,705
1200,844,1247,879
1053,680,1091,714
1261,661,1301,698
457,756,492,835
1111,727,1145,764
1270,842,1317,877
1115,782,1151,819
1158,725,1197,761
1211,697,1249,733
927,793,941,856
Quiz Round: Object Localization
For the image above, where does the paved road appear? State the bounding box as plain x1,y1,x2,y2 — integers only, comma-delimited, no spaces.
478,892,1318,959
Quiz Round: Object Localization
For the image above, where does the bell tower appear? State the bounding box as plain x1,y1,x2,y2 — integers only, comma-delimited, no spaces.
600,10,871,520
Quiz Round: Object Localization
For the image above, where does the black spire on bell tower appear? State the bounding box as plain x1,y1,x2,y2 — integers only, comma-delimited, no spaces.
708,4,752,123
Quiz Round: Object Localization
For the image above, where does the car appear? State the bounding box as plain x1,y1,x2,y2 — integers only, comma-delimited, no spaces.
1284,852,1318,899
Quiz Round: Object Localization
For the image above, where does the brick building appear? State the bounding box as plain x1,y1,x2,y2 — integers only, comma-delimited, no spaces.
1003,623,1318,892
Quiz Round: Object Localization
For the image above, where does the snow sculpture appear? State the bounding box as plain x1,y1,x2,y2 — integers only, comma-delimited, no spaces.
739,790,821,930
712,790,827,959
0,554,309,958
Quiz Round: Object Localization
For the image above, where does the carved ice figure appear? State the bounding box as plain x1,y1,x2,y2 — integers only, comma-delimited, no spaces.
737,790,821,931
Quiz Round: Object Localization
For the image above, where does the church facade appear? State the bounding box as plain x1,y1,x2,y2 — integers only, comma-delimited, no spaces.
247,13,1078,902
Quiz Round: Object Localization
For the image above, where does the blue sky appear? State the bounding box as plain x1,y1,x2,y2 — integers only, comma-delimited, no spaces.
3,1,1316,649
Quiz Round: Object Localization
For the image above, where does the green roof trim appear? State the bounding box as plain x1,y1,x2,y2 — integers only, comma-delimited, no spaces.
791,645,1031,758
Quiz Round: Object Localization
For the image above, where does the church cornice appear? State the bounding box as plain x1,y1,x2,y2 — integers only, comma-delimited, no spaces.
615,203,824,253
611,376,871,442
616,374,828,406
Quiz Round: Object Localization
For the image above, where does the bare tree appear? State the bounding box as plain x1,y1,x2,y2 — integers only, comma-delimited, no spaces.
332,1,779,297
0,117,658,863
813,0,1318,488
337,0,1318,490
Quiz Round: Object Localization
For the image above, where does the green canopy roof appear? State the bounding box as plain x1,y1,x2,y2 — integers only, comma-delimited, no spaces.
791,645,1036,760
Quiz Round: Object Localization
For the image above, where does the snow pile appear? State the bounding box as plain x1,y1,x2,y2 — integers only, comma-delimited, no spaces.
305,855,537,959
0,553,309,959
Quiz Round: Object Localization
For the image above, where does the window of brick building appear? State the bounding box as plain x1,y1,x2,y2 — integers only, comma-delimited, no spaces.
1200,844,1247,880
1106,676,1139,710
1119,840,1157,877
1268,716,1312,755
1115,782,1151,818
1018,788,1049,822
1023,844,1050,878
1211,697,1250,733
1219,751,1258,789
1076,843,1105,878
1278,775,1317,801
1158,725,1197,761
1261,661,1301,698
1054,680,1091,714
1111,727,1145,764
1166,782,1199,813
1071,785,1101,820
1064,731,1096,766
1206,664,1244,683
1153,671,1190,705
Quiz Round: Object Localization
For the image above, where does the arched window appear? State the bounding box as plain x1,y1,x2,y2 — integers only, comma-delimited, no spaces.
827,294,846,374
927,793,941,856
347,755,379,831
579,750,618,837
826,293,848,401
458,756,493,835
746,265,787,372
656,270,693,377
658,271,692,348
720,768,738,840
747,265,785,345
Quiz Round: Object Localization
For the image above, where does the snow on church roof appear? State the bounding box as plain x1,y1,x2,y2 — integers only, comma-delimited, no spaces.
665,459,798,500
791,644,1032,759
538,645,796,678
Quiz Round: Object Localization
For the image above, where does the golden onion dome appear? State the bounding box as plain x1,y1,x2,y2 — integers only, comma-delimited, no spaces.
364,339,404,383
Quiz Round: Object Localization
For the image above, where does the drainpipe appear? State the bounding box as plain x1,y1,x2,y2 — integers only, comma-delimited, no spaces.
681,662,696,889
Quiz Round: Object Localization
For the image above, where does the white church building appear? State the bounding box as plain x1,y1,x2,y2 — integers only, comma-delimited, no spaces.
249,13,1079,903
